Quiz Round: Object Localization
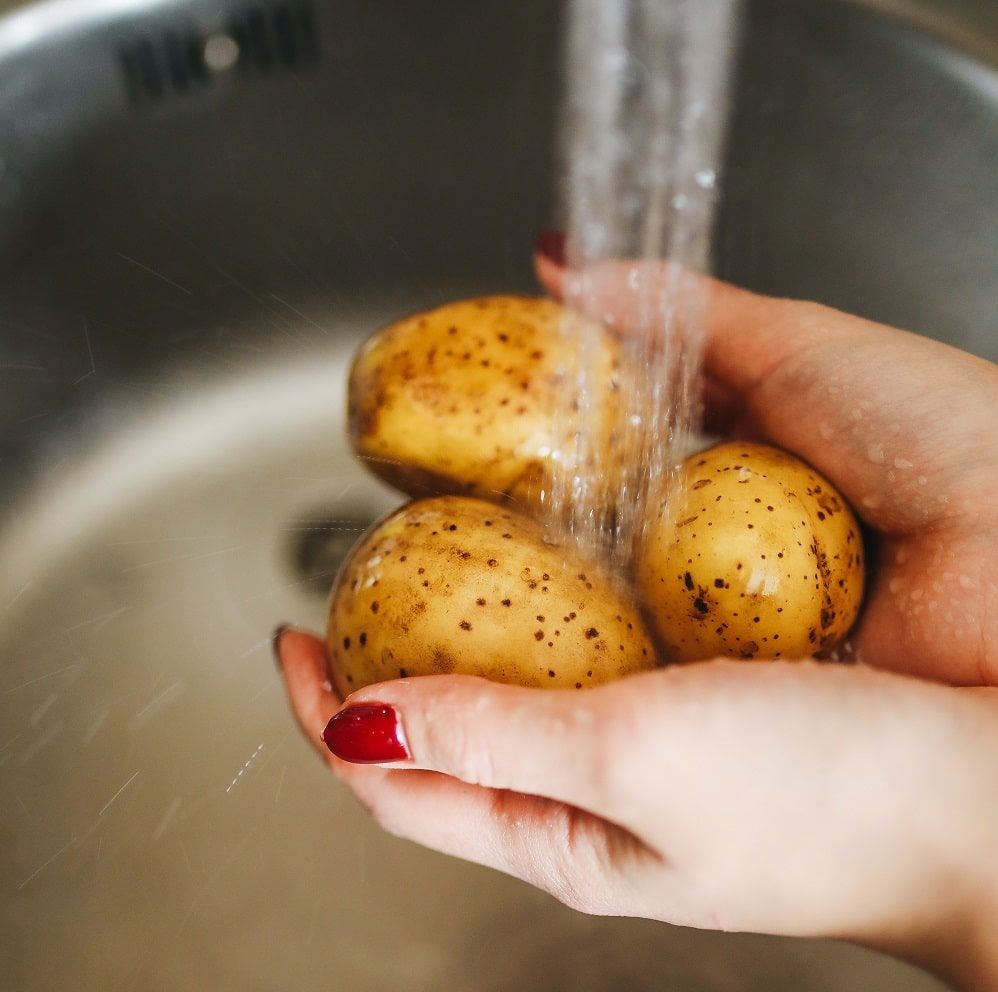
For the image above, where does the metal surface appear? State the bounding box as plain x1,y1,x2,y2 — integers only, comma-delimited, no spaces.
0,0,994,989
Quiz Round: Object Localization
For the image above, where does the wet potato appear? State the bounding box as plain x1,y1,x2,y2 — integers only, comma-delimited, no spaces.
333,297,867,687
327,495,658,693
635,442,864,663
348,295,620,509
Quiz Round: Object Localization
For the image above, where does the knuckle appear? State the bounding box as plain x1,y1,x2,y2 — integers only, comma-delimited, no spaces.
422,689,500,786
494,795,611,915
578,693,641,810
439,722,495,785
541,808,610,914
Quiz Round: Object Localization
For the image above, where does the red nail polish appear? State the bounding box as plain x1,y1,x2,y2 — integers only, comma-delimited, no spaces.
322,703,409,763
535,229,566,267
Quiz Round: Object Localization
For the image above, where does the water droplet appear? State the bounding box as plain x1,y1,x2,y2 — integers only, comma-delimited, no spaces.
694,168,717,189
866,443,886,465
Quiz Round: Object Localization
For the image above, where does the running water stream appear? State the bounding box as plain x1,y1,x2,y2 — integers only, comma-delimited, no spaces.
549,0,741,571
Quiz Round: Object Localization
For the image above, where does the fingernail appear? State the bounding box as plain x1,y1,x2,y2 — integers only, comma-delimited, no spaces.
322,703,410,764
271,624,292,665
535,229,566,267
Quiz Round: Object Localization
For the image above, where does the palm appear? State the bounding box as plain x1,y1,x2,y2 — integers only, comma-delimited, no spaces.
714,320,998,688
535,255,998,686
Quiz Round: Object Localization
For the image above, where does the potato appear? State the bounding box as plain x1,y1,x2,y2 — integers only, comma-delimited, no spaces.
327,495,658,693
348,295,620,508
635,442,864,663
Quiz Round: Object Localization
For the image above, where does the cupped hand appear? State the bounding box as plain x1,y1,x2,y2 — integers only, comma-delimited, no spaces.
534,253,998,688
276,261,998,989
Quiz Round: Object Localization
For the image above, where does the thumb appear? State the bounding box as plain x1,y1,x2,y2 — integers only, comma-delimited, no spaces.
323,673,636,821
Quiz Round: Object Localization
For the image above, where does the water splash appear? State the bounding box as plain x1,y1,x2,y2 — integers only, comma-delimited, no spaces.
548,0,740,570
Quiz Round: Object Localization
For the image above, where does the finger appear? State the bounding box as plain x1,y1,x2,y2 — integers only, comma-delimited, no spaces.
334,762,646,916
535,251,998,535
274,628,653,913
274,627,342,757
327,674,633,821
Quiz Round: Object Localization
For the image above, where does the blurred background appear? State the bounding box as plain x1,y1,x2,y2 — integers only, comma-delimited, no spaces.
0,1,995,989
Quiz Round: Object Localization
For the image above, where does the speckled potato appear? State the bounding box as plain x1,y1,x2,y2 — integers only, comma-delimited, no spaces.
327,495,658,692
348,295,619,508
636,442,864,663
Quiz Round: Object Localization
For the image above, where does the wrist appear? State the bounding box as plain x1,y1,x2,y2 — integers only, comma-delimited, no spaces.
858,694,998,990
880,710,998,990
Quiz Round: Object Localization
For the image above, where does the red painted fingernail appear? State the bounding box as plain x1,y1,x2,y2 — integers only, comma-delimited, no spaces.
271,623,292,666
322,703,410,763
535,229,566,267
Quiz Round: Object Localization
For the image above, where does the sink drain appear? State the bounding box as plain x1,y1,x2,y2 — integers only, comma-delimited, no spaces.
287,508,375,598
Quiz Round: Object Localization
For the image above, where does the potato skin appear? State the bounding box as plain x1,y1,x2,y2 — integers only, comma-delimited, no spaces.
327,495,657,693
635,443,864,663
348,295,618,508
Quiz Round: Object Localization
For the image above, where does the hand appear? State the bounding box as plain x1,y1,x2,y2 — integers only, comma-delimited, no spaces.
275,256,998,989
533,251,998,688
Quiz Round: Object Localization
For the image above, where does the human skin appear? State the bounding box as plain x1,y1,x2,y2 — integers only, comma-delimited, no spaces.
275,253,998,990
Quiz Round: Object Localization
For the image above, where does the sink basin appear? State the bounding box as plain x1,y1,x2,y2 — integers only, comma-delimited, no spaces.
0,1,994,989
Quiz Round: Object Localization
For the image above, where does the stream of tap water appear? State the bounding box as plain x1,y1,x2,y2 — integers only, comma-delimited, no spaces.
549,0,741,571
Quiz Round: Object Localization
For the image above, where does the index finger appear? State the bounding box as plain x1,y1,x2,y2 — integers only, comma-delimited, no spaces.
536,253,997,535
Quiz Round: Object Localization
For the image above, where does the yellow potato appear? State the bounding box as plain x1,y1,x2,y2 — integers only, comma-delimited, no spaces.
327,495,658,693
348,295,619,509
635,442,864,663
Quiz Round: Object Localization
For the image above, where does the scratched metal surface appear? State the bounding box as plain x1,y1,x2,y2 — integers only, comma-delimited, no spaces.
0,1,994,990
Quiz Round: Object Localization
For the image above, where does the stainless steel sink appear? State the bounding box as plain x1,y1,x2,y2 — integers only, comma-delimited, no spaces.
0,1,994,989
